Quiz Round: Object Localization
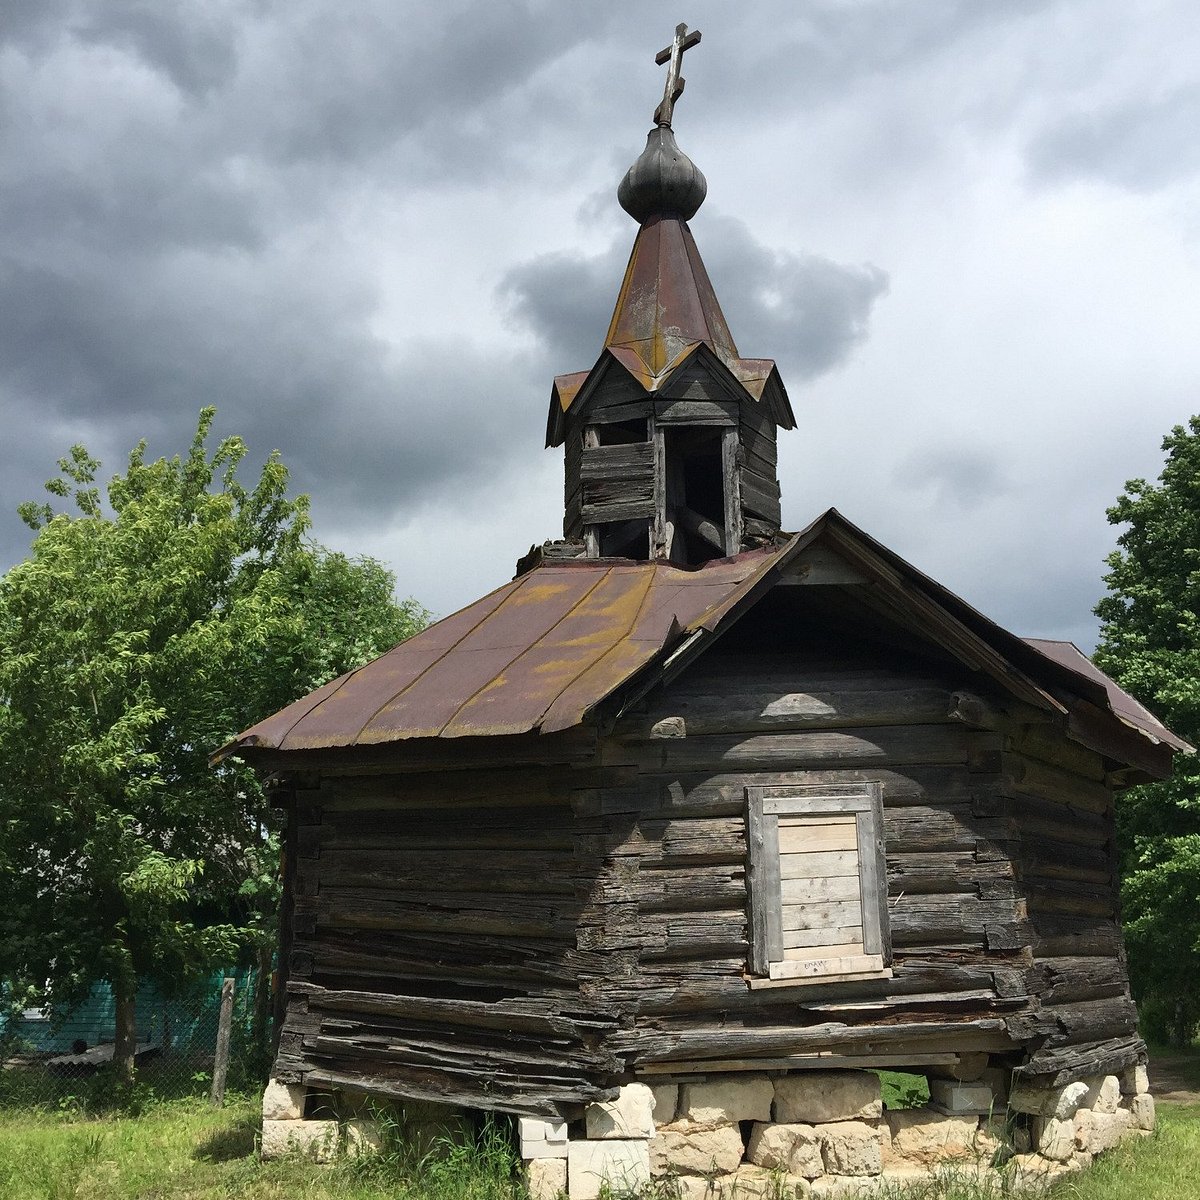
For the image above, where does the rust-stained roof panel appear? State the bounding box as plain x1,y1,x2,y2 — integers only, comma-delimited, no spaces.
605,216,738,378
1023,638,1193,753
227,550,780,754
223,513,1185,773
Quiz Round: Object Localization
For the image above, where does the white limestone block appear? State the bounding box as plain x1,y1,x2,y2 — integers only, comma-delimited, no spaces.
585,1083,656,1139
884,1110,982,1165
649,1122,745,1176
345,1118,382,1157
681,1075,774,1126
1119,1064,1150,1096
1087,1075,1121,1114
1008,1080,1089,1119
1031,1116,1075,1162
1074,1108,1132,1155
260,1118,338,1161
567,1139,650,1200
818,1121,883,1177
775,1072,882,1125
746,1122,824,1179
527,1156,568,1200
1127,1092,1156,1131
261,1079,306,1121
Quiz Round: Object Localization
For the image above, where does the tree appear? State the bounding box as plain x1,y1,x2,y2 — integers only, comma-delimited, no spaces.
1094,415,1200,1046
0,410,428,1079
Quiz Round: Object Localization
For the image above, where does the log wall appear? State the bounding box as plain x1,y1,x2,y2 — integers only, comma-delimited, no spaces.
268,635,1144,1113
588,648,1035,1071
272,762,623,1115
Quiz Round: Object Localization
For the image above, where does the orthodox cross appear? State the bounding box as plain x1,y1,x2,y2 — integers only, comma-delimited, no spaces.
653,23,702,128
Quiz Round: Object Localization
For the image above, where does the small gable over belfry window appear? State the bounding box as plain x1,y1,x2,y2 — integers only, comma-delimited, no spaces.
745,783,891,986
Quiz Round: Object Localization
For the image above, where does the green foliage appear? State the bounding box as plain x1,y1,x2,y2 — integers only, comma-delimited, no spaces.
877,1070,931,1110
0,410,428,1034
1095,415,1200,1045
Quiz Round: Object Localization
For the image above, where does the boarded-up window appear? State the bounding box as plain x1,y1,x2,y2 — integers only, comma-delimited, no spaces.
745,782,891,983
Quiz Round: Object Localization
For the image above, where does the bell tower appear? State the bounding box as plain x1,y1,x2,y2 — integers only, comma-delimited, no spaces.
544,24,796,566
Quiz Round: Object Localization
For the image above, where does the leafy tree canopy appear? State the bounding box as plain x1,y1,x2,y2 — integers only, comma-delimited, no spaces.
0,410,428,1069
1095,415,1200,1045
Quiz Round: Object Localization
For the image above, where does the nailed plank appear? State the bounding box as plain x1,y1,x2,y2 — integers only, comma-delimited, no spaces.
779,821,857,854
781,875,861,903
780,849,859,879
783,924,864,950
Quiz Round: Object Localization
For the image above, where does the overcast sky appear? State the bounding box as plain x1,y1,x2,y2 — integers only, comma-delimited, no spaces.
3,1,1199,651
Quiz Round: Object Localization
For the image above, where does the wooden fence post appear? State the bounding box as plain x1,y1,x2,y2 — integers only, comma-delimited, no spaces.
210,976,235,1107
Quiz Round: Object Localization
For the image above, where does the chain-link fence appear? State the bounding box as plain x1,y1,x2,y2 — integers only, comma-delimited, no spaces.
0,969,272,1109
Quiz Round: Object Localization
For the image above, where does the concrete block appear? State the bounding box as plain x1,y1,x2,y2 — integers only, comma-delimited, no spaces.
567,1139,650,1200
649,1122,745,1176
746,1122,824,1179
650,1082,678,1125
1086,1075,1121,1115
527,1156,568,1200
1031,1116,1075,1163
586,1083,655,1139
1008,1080,1089,1119
884,1111,981,1166
520,1117,569,1159
818,1121,883,1177
681,1075,773,1126
775,1072,882,1125
261,1079,306,1121
260,1118,338,1161
927,1079,995,1116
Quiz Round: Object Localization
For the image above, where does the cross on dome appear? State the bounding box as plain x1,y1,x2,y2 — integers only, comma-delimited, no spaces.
653,23,702,128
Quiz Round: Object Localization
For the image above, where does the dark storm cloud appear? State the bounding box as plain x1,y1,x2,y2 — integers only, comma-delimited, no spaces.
0,0,608,574
1026,86,1200,191
501,215,889,383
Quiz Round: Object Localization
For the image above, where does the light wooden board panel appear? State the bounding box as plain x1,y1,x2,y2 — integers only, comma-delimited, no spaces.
780,899,863,931
783,924,865,950
779,849,859,880
778,820,857,854
781,875,861,903
784,940,864,962
768,952,886,981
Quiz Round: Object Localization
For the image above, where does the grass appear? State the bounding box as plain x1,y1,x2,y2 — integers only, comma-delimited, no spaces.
0,1089,1197,1200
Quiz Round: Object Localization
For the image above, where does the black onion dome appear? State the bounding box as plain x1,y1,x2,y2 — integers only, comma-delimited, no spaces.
618,126,707,224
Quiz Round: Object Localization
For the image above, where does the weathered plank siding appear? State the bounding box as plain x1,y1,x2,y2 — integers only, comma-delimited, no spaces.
267,637,1144,1112
1004,731,1141,1085
588,648,1031,1070
272,763,622,1114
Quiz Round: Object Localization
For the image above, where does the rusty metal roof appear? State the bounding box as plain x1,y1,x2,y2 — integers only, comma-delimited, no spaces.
222,509,1186,771
544,216,796,446
226,548,778,753
1024,638,1191,752
605,215,739,381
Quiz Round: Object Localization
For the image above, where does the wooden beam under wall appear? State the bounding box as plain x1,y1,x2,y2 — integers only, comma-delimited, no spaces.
637,1053,961,1075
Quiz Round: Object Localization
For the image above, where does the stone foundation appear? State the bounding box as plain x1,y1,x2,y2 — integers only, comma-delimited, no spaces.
259,1060,1154,1193
543,1064,1155,1199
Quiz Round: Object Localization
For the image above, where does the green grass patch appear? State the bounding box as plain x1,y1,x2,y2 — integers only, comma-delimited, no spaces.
0,1091,1197,1200
877,1070,931,1110
1045,1103,1200,1200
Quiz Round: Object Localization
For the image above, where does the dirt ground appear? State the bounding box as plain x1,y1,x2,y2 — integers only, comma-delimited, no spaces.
1149,1052,1200,1104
